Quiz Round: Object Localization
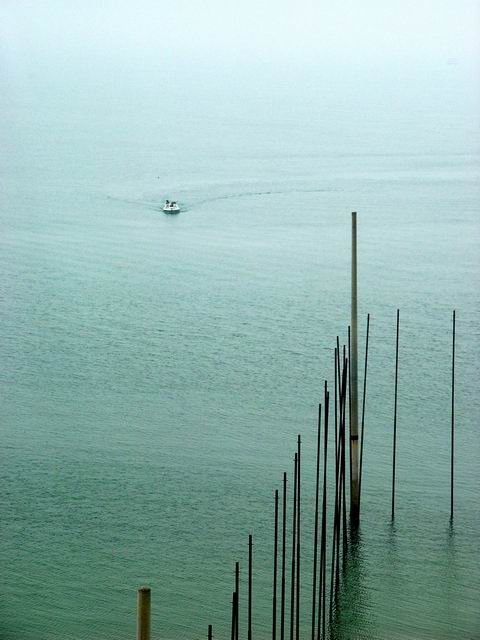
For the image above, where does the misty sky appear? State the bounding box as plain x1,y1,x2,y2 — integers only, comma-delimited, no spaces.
1,0,479,69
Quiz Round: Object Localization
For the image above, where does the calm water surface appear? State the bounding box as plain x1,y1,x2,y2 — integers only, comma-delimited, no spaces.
1,63,479,639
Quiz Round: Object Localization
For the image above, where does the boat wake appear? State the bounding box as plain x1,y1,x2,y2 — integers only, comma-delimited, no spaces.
190,186,341,209
105,185,342,214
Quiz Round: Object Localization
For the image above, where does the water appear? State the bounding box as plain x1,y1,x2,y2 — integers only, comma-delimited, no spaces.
1,59,479,639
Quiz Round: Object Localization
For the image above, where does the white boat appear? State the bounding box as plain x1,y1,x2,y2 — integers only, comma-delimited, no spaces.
163,200,180,213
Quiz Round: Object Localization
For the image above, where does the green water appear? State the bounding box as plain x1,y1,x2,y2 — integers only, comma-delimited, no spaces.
1,61,479,639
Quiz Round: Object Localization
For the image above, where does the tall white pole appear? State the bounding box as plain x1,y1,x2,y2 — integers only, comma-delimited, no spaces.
351,212,360,523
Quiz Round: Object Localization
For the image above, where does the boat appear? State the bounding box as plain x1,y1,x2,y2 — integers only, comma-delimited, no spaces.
163,200,180,213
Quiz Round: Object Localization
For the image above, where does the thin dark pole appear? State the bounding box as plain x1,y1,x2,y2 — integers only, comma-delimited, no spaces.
342,458,347,559
341,359,348,557
280,473,287,640
335,362,344,587
208,625,213,640
335,378,346,598
319,384,329,639
295,436,301,640
339,352,347,572
391,309,400,520
336,337,342,463
336,357,347,582
311,404,322,640
451,309,456,520
290,454,297,640
323,391,330,637
335,340,343,512
334,346,338,459
358,313,370,508
235,562,240,640
337,340,344,508
273,490,279,640
329,475,337,612
348,327,353,505
232,592,237,640
330,346,341,618
248,535,253,640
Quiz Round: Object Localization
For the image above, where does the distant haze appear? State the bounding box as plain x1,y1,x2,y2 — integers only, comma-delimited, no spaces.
1,0,479,68
1,0,479,165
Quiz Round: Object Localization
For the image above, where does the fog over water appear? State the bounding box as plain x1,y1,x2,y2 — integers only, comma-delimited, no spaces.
1,2,479,639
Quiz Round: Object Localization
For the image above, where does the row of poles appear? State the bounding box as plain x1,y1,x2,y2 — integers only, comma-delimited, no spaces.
210,336,363,640
135,213,458,640
202,205,459,638
135,305,456,640
134,339,358,640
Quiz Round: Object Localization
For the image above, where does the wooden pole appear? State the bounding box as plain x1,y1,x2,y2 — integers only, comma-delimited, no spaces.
280,473,287,640
338,348,345,582
350,211,360,524
232,593,237,640
358,313,370,508
348,327,353,503
332,354,347,603
311,404,322,640
248,535,253,640
320,385,329,639
235,562,240,640
337,357,346,580
330,346,342,617
341,359,348,557
137,587,151,640
295,436,301,640
290,454,297,640
273,490,279,640
391,309,400,520
334,347,338,463
451,310,456,520
208,624,213,640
